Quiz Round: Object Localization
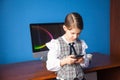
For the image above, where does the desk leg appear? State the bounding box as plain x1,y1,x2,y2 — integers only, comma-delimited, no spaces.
97,67,120,80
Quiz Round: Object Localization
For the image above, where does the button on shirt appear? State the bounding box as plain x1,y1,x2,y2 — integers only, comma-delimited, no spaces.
46,36,89,71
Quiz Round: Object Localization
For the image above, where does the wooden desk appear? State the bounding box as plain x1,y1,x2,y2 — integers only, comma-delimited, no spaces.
0,60,56,80
84,53,120,80
0,53,120,80
85,53,120,73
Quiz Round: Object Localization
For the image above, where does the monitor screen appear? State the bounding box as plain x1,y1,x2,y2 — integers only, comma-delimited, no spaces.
30,23,64,58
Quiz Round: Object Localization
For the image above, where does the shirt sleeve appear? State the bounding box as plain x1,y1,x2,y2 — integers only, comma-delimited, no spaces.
80,40,90,68
46,39,62,71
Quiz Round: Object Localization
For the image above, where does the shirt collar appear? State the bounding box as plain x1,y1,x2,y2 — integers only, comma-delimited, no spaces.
62,36,76,44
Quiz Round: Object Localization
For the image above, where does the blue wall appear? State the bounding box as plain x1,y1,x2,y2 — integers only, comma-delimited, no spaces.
0,0,110,64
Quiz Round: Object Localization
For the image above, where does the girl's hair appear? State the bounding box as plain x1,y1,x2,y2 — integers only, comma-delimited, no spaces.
64,12,83,30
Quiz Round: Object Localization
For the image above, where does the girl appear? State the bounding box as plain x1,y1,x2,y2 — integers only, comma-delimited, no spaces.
46,12,89,80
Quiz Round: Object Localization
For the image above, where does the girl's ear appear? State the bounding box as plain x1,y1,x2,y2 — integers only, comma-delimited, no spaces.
63,25,67,31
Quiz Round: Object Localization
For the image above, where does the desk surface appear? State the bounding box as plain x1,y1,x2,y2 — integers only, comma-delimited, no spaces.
0,53,120,80
84,53,120,73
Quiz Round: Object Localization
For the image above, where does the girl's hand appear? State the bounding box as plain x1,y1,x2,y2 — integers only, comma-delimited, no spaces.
60,55,77,66
75,57,84,64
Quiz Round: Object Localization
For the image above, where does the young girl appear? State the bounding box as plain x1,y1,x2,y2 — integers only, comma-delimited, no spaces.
46,12,89,80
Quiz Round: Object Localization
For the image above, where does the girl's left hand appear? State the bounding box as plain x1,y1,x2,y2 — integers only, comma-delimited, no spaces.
75,57,84,63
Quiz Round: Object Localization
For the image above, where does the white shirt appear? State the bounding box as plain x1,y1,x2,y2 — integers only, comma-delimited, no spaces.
46,36,89,71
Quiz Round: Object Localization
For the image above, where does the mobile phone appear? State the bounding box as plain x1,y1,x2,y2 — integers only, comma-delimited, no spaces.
75,55,84,59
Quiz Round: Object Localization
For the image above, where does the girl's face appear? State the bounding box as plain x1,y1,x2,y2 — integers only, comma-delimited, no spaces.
63,25,81,42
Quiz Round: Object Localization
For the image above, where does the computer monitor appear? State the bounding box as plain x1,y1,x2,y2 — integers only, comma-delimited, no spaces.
30,23,64,59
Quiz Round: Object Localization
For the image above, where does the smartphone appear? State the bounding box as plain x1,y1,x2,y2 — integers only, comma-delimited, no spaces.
75,55,84,59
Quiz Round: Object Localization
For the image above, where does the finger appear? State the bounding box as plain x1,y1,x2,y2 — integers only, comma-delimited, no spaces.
69,55,74,57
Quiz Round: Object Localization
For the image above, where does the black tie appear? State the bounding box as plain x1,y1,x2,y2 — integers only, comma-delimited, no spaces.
69,42,77,55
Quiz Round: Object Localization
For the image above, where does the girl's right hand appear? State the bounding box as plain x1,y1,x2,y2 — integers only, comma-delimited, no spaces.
60,55,77,66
